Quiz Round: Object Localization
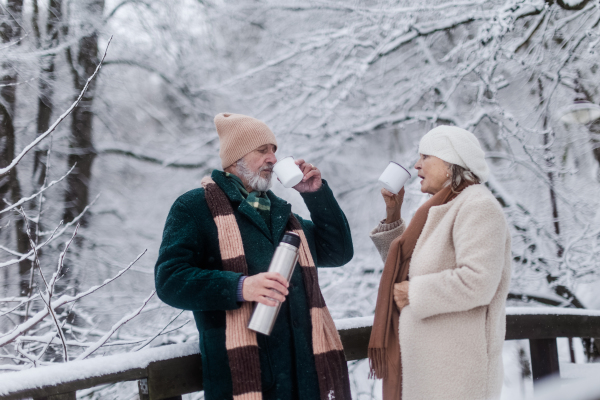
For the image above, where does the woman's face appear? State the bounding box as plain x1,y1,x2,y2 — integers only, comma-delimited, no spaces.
414,154,450,195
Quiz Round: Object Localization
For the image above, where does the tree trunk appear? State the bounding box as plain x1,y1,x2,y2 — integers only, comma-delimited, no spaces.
63,0,105,225
60,0,105,295
0,1,29,296
33,0,63,187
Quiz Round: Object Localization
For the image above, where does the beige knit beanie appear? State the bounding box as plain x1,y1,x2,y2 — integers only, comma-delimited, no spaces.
214,113,278,168
418,125,490,182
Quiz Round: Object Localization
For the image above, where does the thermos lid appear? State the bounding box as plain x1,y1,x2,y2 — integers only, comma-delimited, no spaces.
281,232,301,248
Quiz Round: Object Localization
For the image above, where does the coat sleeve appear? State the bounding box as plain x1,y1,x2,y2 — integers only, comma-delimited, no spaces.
154,196,242,312
408,196,508,320
297,181,354,267
369,219,406,263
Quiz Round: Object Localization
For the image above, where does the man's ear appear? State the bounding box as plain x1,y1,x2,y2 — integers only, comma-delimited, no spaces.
224,162,237,174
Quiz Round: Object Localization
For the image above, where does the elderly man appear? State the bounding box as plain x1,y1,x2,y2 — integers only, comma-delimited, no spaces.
155,113,353,400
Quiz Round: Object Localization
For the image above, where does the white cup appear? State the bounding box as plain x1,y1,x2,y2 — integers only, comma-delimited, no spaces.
273,156,304,188
378,162,411,194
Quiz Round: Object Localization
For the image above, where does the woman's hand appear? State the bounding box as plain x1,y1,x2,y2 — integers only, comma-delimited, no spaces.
393,281,410,311
382,187,405,224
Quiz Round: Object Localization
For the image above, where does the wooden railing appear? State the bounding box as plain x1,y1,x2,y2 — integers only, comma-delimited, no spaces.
2,308,600,400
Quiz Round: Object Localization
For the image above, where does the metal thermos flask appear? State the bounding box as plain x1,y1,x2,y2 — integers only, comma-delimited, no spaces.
248,232,301,335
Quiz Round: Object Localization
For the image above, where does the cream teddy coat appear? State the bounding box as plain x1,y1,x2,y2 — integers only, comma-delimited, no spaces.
370,184,511,400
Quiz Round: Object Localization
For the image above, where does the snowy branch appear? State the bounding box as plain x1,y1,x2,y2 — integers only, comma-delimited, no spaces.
0,250,147,347
0,36,112,176
76,290,155,360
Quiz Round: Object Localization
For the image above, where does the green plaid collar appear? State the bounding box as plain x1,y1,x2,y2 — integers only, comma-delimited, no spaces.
226,172,271,227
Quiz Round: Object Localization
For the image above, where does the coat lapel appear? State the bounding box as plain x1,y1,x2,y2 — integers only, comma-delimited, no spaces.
269,192,292,245
211,170,273,241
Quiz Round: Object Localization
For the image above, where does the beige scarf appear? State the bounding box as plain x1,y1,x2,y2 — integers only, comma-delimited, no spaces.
201,176,351,400
368,182,472,399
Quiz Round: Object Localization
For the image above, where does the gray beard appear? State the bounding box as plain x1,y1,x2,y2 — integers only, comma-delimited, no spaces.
236,158,273,192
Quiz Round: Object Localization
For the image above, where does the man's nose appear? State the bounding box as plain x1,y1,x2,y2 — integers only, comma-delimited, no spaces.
266,153,277,164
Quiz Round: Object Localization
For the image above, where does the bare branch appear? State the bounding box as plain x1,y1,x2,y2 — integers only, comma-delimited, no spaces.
99,147,206,169
0,195,99,269
0,250,146,347
76,290,155,360
48,224,80,299
132,310,185,352
0,164,74,215
0,36,113,176
105,0,152,21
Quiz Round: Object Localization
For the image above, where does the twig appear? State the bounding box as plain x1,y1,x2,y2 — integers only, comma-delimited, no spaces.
0,294,39,318
132,310,185,352
0,250,146,347
17,208,49,292
0,164,74,215
0,245,25,257
48,224,80,299
35,332,57,364
76,290,156,360
16,343,38,367
0,222,61,269
26,138,56,319
0,194,99,269
105,0,152,21
100,148,206,169
17,207,71,362
0,36,113,176
38,194,99,237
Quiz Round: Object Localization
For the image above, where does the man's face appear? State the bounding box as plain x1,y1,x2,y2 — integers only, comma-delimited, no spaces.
243,144,277,179
233,144,277,191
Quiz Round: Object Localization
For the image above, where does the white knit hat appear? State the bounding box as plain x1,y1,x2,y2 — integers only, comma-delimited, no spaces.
418,125,490,183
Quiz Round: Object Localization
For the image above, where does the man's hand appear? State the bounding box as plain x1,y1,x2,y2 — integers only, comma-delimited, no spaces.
393,281,410,311
242,272,290,306
292,159,322,193
382,187,404,224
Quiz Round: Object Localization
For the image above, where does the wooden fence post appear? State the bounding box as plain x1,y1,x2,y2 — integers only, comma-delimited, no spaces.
529,338,560,384
147,354,202,399
138,379,149,400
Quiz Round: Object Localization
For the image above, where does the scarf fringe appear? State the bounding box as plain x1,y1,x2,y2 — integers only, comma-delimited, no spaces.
368,347,387,380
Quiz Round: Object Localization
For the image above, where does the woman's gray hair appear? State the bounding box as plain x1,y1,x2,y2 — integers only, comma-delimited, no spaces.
447,163,480,191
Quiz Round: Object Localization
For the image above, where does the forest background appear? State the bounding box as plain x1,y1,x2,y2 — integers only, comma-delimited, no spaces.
1,0,600,398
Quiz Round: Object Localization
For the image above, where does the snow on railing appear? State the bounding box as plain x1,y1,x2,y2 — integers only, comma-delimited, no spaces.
506,306,600,316
333,315,374,330
3,309,600,399
0,340,198,397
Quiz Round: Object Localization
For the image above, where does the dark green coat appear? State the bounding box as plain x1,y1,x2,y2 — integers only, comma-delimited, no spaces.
155,170,353,400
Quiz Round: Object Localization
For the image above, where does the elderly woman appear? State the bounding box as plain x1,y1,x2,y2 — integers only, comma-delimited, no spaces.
368,126,512,400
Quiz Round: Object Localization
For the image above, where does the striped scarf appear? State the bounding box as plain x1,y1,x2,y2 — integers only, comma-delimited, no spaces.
201,176,351,400
226,172,271,227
